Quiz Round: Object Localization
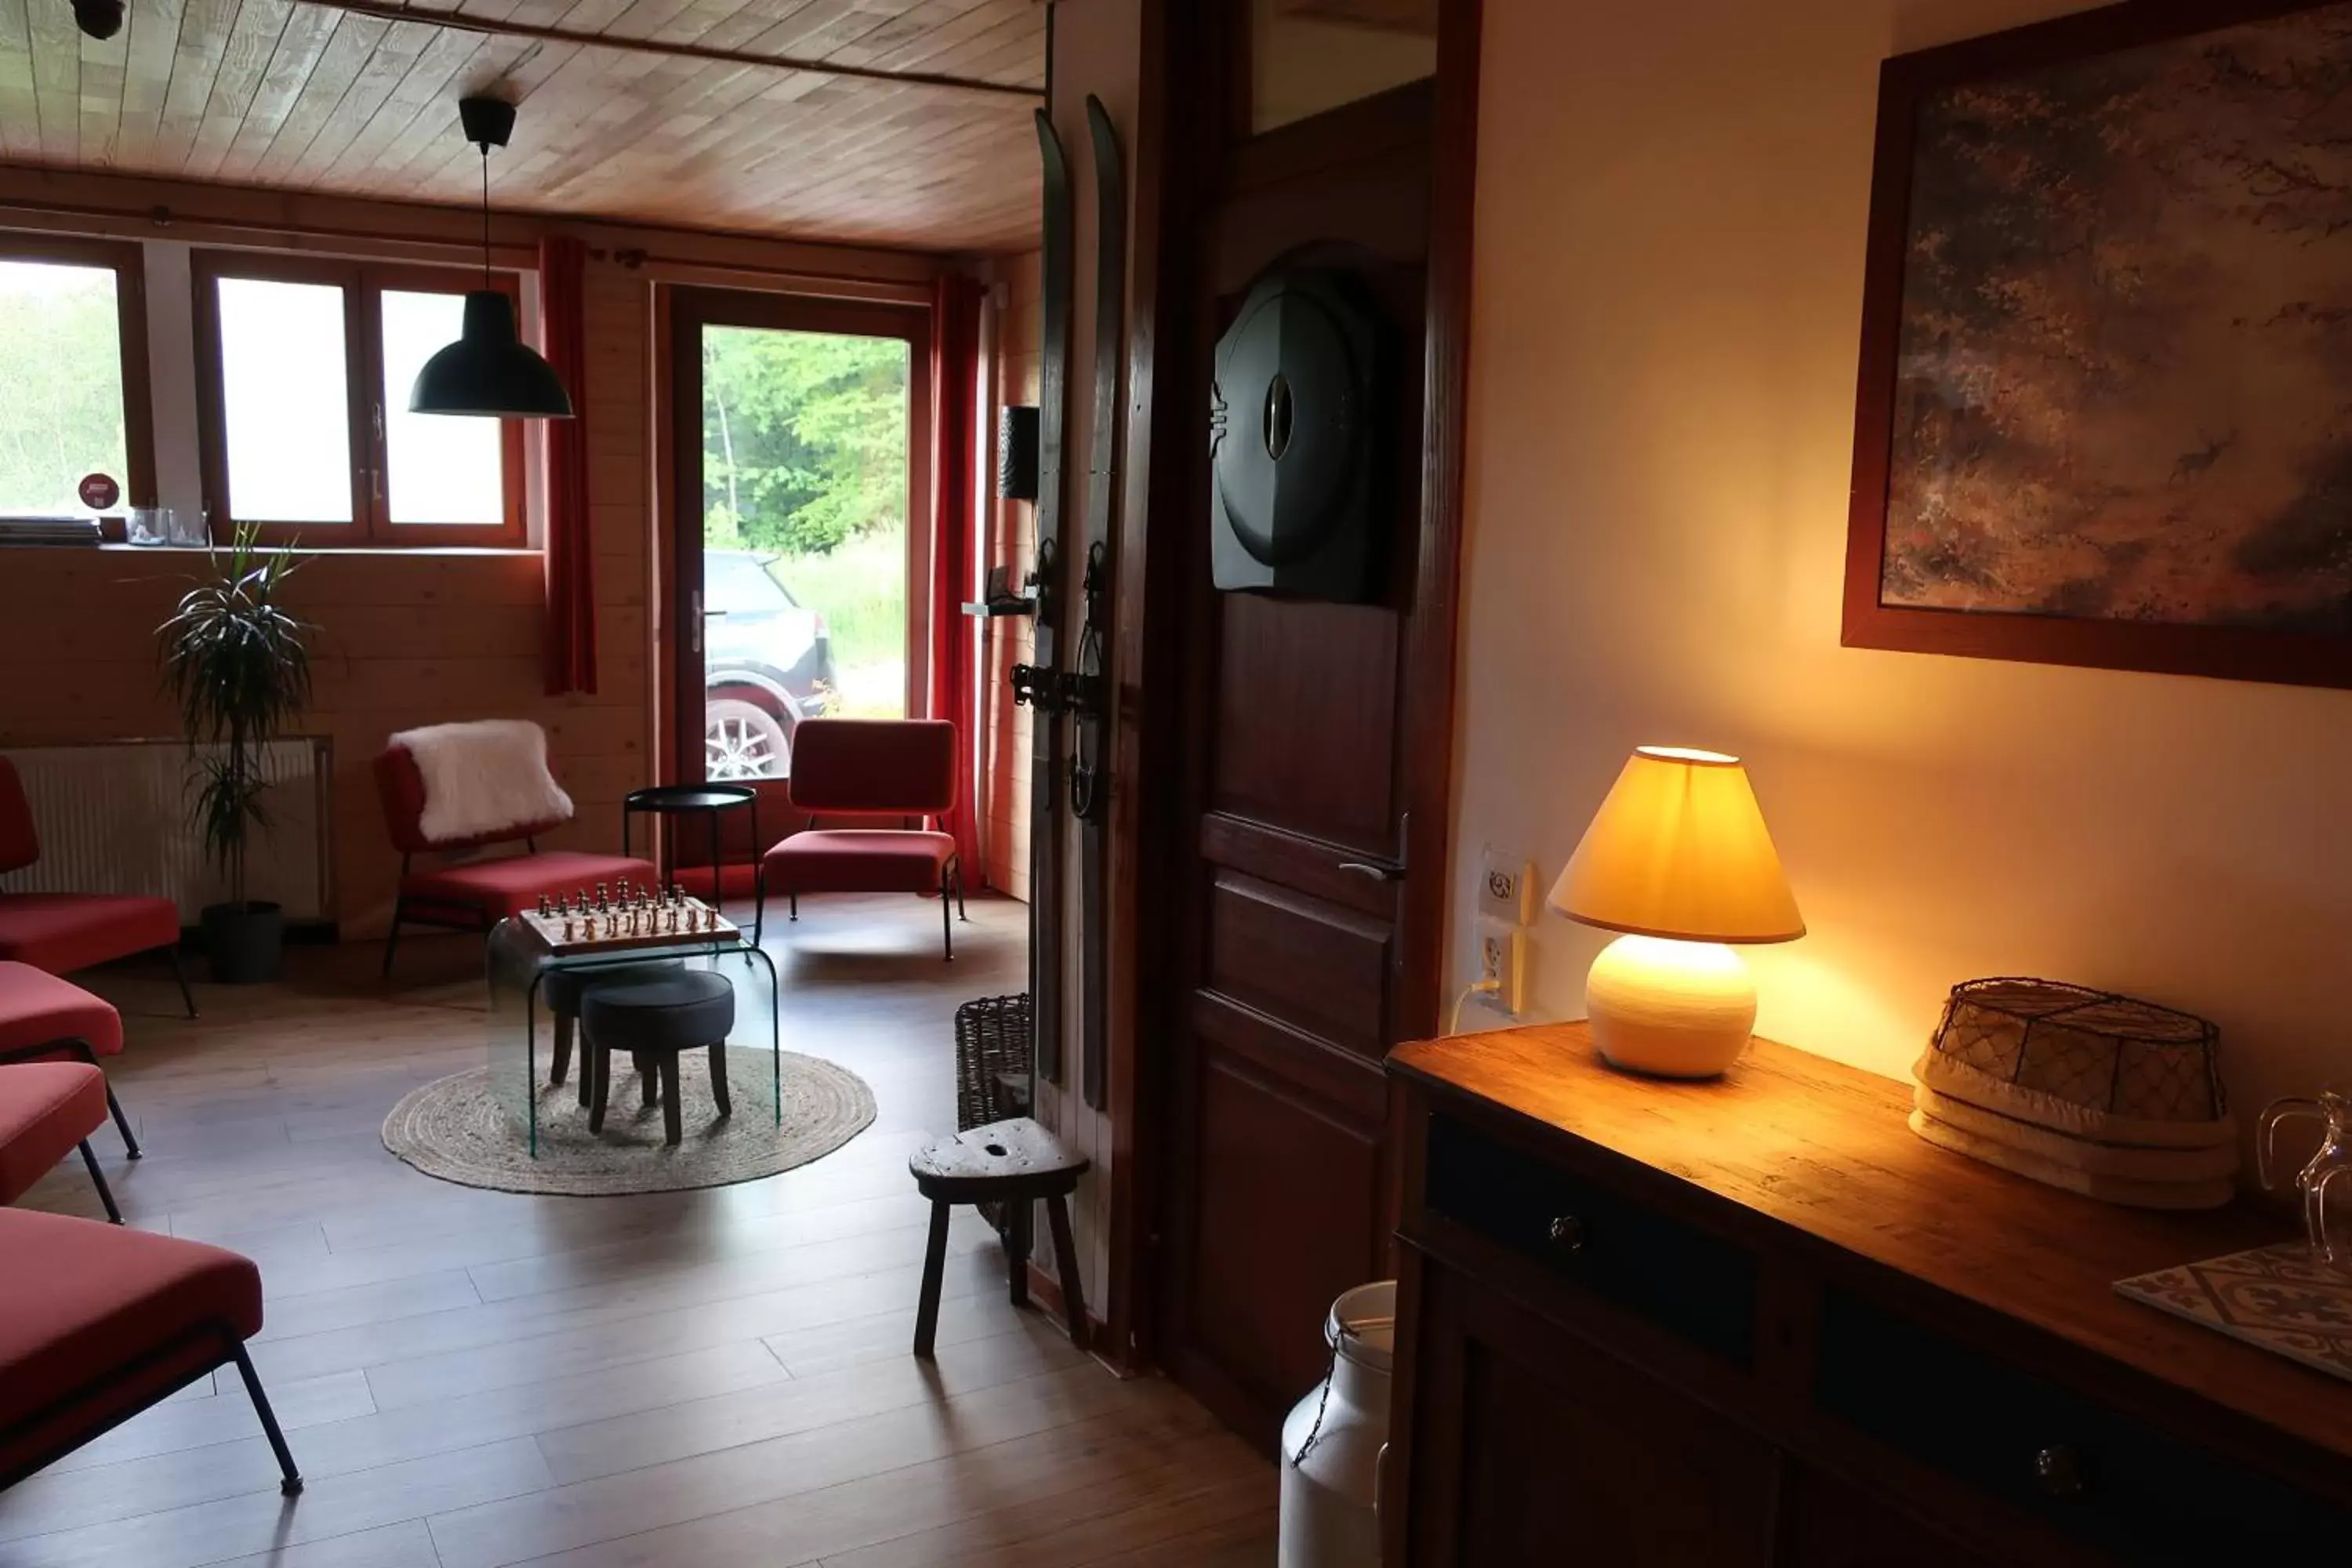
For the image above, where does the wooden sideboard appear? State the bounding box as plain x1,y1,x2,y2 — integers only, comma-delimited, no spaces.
1383,1023,2352,1565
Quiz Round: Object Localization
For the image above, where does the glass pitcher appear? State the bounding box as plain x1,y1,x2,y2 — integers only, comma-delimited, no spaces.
2257,1091,2352,1269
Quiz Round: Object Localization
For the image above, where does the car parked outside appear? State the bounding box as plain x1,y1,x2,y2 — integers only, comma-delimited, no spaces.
702,550,834,779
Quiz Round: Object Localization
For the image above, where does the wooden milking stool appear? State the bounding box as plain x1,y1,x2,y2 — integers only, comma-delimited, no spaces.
907,1117,1089,1358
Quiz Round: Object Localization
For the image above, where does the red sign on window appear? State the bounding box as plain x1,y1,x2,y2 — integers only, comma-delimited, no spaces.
78,473,120,511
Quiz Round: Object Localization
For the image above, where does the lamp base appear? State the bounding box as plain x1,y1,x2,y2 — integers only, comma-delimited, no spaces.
1584,935,1756,1079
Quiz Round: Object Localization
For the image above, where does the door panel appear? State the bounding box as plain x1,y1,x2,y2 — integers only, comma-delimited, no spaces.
1207,873,1392,1054
1184,1051,1384,1406
1210,594,1399,848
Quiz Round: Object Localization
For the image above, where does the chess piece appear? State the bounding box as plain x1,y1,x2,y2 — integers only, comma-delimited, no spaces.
536,894,550,917
561,918,574,942
596,882,608,911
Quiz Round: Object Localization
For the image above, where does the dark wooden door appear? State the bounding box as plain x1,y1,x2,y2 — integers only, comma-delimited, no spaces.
1155,81,1449,1443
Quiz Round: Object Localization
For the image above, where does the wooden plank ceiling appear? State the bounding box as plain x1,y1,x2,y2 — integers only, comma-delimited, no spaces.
0,0,1047,252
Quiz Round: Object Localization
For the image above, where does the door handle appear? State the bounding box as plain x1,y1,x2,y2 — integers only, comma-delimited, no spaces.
1338,858,1405,882
689,591,728,655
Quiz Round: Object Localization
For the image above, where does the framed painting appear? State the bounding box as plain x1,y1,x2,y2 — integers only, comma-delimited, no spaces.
1843,0,2352,688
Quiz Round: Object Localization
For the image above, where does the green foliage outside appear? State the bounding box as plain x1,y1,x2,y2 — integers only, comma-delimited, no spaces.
702,327,910,716
0,263,129,516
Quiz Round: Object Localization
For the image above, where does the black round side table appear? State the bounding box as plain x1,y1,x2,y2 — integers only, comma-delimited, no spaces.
621,784,760,917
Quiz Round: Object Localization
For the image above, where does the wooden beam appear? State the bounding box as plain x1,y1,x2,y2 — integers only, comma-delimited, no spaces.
283,1,1047,102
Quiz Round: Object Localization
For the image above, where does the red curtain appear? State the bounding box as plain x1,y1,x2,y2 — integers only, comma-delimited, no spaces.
926,273,985,873
540,236,597,695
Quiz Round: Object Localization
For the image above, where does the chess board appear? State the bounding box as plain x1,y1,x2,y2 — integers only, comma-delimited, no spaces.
514,891,740,955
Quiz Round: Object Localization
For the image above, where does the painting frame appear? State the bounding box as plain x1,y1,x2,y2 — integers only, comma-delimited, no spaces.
1842,0,2352,689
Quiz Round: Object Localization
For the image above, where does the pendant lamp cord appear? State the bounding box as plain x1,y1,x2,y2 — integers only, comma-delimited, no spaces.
479,144,492,289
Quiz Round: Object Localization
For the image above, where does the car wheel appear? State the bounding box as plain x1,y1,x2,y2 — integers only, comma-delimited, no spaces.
706,698,793,781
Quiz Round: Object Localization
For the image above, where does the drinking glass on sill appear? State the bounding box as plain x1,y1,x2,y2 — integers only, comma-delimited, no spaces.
128,507,209,547
2258,1091,2352,1269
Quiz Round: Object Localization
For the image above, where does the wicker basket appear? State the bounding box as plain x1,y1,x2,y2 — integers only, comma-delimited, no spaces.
1911,978,2237,1208
953,992,1033,1236
1923,978,2226,1125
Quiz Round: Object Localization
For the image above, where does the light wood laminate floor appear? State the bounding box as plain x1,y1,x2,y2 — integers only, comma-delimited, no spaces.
2,895,1275,1568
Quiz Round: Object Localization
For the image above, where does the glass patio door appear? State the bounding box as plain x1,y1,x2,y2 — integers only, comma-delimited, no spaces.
670,290,929,785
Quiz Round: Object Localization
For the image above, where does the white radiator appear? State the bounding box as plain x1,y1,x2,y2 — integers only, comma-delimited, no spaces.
2,739,332,922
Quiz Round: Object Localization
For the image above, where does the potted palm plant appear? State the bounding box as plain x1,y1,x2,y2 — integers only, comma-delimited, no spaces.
159,524,312,983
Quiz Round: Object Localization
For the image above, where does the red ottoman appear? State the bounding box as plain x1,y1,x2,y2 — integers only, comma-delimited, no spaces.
0,1062,118,1222
0,1207,300,1494
0,961,137,1158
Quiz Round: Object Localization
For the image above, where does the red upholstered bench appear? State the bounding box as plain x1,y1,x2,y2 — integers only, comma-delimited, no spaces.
0,1207,301,1495
0,759,194,1018
757,720,968,960
376,726,655,978
0,961,139,1160
0,1064,120,1222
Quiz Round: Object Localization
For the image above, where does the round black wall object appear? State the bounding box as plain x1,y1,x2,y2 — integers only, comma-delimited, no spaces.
1208,267,1388,602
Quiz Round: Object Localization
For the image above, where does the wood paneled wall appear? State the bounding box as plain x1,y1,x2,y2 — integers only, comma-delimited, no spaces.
980,249,1042,900
0,166,945,938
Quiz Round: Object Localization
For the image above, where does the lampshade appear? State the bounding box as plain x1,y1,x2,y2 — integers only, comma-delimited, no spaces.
1548,746,1804,945
409,290,572,419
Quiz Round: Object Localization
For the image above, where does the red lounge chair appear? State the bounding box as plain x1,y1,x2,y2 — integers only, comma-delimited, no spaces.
0,759,194,1018
0,1063,122,1223
0,1207,301,1496
376,735,655,977
757,720,968,960
0,963,139,1160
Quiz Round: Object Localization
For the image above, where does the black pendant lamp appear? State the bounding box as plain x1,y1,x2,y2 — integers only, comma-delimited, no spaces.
410,96,574,419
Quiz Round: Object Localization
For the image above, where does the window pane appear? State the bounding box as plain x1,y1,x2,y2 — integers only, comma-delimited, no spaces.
1251,0,1436,133
700,325,909,779
381,290,506,525
217,277,353,524
0,260,129,517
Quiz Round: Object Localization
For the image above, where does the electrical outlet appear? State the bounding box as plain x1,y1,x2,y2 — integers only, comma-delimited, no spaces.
1476,917,1527,1015
1479,846,1540,927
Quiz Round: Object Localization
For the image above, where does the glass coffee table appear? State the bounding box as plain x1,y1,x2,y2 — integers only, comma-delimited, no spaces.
485,902,780,1156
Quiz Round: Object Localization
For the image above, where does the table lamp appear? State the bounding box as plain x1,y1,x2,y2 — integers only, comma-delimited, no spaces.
1548,746,1804,1078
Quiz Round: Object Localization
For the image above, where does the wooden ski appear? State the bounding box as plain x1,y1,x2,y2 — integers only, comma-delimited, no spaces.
1070,95,1125,1113
1012,107,1076,1090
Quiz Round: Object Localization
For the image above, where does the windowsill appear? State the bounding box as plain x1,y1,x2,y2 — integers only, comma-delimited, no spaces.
60,543,546,557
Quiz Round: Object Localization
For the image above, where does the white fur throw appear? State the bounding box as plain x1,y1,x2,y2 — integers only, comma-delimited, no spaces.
394,720,574,844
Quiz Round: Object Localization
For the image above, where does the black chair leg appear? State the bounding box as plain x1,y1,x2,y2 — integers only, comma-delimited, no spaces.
637,1052,659,1109
588,1044,612,1135
659,1054,684,1146
167,946,198,1019
229,1344,304,1496
380,906,405,980
789,893,798,921
550,1013,575,1089
912,1198,952,1359
104,1084,142,1160
956,866,967,924
940,873,955,962
64,1042,140,1159
78,1140,122,1224
707,1042,731,1118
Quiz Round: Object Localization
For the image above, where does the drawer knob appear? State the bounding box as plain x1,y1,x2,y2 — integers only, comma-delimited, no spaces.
1547,1214,1587,1253
2033,1444,2092,1498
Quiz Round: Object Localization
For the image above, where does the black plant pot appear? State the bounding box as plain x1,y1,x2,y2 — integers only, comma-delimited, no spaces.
202,901,285,985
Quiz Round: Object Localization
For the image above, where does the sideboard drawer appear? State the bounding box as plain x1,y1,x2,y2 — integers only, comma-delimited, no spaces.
1817,1289,2351,1561
1424,1112,1757,1366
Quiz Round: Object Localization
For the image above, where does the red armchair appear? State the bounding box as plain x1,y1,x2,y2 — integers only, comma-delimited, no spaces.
757,720,968,960
0,1208,302,1497
0,961,139,1160
0,758,194,1018
375,734,655,978
0,1062,122,1223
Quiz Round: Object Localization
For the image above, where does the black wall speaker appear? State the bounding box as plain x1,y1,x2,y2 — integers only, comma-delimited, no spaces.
1209,267,1391,602
997,405,1040,501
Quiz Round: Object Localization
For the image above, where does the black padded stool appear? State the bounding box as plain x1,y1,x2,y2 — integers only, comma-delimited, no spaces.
579,971,735,1145
543,960,683,1106
907,1117,1089,1358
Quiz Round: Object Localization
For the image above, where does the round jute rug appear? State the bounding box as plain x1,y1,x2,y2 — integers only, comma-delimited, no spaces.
382,1051,876,1197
